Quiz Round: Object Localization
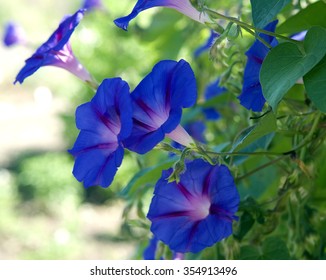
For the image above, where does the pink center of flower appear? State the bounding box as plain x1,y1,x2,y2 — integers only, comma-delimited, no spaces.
190,196,211,221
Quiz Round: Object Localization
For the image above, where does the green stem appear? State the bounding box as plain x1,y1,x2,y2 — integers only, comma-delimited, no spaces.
236,156,286,181
240,25,273,48
284,112,322,154
205,8,299,44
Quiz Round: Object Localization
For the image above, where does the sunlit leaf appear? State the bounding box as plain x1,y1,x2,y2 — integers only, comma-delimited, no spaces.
277,1,326,34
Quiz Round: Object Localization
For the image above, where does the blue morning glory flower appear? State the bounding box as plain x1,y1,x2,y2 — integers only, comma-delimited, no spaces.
143,235,184,259
143,236,159,260
238,20,278,112
114,0,211,31
194,30,219,58
3,22,26,47
123,59,197,154
14,9,93,84
203,78,227,120
69,78,133,188
82,0,105,12
147,159,240,253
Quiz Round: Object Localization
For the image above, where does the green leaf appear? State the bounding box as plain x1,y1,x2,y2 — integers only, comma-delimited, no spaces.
262,237,291,260
277,1,326,34
304,55,326,112
120,160,174,198
239,245,261,260
231,112,277,152
250,0,291,28
234,211,255,241
261,27,326,110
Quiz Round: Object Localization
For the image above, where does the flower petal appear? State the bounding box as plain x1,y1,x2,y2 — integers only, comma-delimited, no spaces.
114,0,210,31
69,78,132,188
147,159,240,253
124,59,197,154
14,9,85,84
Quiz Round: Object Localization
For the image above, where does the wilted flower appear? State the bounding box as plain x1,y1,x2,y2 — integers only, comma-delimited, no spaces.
147,159,240,253
238,20,278,112
14,9,93,85
123,59,197,154
3,22,26,47
69,78,133,188
114,0,211,31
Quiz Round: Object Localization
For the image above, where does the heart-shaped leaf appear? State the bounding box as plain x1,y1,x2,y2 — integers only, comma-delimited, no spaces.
304,55,326,113
261,26,326,110
250,0,291,28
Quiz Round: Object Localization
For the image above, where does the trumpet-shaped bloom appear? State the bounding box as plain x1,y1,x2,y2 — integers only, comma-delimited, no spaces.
14,9,92,84
123,59,197,154
3,22,26,47
114,0,211,31
238,20,278,112
147,159,240,253
203,78,227,120
69,78,133,188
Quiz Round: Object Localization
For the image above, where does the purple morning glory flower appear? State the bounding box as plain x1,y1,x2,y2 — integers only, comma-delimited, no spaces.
123,59,197,154
238,20,278,112
82,0,105,12
3,22,26,47
14,9,93,84
114,0,211,31
69,78,133,188
147,159,240,253
194,30,219,58
203,78,227,120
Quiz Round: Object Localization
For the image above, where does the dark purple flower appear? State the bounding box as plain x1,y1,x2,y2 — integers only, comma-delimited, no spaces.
147,159,240,253
82,0,105,12
114,0,211,31
238,20,278,112
202,78,227,120
123,59,197,154
14,9,93,84
3,22,26,47
69,78,133,188
194,30,219,58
